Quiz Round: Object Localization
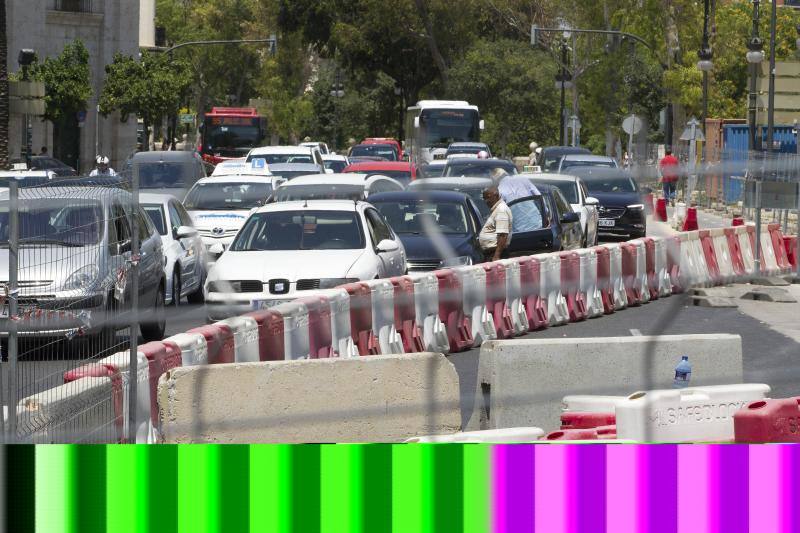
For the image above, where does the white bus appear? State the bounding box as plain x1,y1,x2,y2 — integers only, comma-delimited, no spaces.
405,100,484,164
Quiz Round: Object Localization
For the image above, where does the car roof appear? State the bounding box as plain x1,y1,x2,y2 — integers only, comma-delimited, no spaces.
249,145,313,155
561,154,615,162
409,177,492,189
321,154,347,161
343,161,413,172
140,192,180,204
368,190,469,203
254,199,366,214
195,175,280,184
568,167,633,179
267,162,321,170
445,158,515,167
131,151,199,162
447,142,487,148
541,146,592,156
522,173,579,183
2,185,128,202
280,173,370,185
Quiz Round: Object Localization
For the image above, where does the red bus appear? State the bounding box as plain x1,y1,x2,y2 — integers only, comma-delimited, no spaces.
199,107,266,165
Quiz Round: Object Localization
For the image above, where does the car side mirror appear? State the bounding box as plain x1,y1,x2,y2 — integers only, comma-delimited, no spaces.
174,225,198,239
479,119,485,131
376,239,400,253
585,197,599,206
560,212,580,224
208,242,225,256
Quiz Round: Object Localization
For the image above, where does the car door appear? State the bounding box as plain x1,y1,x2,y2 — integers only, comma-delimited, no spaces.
174,200,205,286
365,208,404,277
579,179,598,245
553,190,582,249
135,207,163,304
109,201,134,309
167,200,195,290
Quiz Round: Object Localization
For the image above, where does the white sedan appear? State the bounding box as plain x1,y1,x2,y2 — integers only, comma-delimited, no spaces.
140,193,206,305
526,174,600,247
204,200,407,320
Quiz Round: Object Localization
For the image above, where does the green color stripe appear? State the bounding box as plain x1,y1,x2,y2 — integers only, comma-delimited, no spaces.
320,445,357,533
434,444,464,532
421,446,435,533
462,445,490,533
206,446,222,533
391,444,424,532
249,445,292,533
106,445,148,533
361,445,392,533
178,445,213,533
219,445,250,533
291,445,320,533
149,445,178,533
74,445,106,533
6,446,35,533
36,445,69,533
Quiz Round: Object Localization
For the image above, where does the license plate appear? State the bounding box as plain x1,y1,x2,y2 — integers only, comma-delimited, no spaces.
599,219,616,228
252,299,290,310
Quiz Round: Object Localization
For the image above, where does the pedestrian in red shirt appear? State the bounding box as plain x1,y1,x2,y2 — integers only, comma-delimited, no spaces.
659,149,680,205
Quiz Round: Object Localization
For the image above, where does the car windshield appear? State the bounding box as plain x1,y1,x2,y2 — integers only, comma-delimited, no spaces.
373,201,470,235
270,169,320,180
246,153,313,164
535,180,579,203
138,162,192,188
349,145,397,161
143,205,167,235
444,162,517,178
184,182,273,210
542,149,590,171
230,210,364,251
418,165,445,179
584,176,637,193
324,160,348,173
0,199,103,246
561,159,616,170
274,184,365,202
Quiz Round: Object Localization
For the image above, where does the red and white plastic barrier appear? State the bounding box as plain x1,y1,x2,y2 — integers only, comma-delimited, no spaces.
517,256,548,330
734,396,800,443
389,276,426,353
187,323,235,365
499,259,530,335
364,280,404,354
218,316,260,363
434,269,474,353
482,262,514,339
341,282,380,356
408,272,450,353
539,253,569,326
577,248,604,318
453,265,496,346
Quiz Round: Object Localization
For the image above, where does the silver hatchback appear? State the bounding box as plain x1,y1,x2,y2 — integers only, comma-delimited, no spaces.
0,186,166,341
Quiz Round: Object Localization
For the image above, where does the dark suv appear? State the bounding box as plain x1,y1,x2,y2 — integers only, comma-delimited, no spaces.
569,167,646,239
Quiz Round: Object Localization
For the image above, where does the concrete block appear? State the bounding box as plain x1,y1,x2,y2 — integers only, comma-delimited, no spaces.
692,296,738,308
468,334,743,432
158,353,461,443
740,288,797,303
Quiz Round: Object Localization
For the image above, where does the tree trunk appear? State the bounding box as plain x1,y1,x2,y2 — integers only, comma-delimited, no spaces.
0,0,9,169
413,0,449,90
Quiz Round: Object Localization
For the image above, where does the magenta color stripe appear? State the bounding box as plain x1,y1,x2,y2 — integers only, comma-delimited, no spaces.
606,445,639,533
493,445,535,533
534,446,567,533
678,445,710,533
710,445,749,533
572,445,606,533
749,445,781,533
781,446,800,532
642,445,677,533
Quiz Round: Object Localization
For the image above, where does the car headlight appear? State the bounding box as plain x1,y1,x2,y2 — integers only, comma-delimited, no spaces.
627,204,645,210
64,265,99,291
318,278,358,289
442,256,473,267
208,281,242,293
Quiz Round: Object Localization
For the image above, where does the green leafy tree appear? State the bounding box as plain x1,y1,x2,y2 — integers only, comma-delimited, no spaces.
29,41,92,163
0,0,8,168
99,51,191,151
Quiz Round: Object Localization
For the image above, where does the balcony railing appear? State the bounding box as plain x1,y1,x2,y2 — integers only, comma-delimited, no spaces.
53,0,92,12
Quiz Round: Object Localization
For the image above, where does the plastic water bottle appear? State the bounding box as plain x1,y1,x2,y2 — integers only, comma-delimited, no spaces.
673,355,692,389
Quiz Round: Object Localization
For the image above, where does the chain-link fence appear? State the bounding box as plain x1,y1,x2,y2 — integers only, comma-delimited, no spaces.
1,172,148,443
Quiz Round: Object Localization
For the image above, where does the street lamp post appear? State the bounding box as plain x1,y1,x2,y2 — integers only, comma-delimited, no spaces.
555,39,572,146
747,0,764,152
697,0,713,135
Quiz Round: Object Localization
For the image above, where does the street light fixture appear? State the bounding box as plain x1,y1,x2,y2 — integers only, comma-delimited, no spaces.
697,0,713,134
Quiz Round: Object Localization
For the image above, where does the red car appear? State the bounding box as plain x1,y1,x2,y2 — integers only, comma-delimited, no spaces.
362,137,403,160
342,161,417,186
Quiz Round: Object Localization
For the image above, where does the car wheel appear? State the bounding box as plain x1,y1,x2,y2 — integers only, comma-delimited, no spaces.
140,283,166,342
171,271,181,307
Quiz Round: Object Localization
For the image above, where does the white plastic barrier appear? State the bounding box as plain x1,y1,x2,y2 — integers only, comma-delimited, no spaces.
537,253,569,326
687,231,711,287
628,239,650,303
408,272,450,353
273,301,311,360
615,383,771,443
315,288,359,358
164,332,208,367
736,226,756,276
453,265,496,346
364,279,404,354
562,395,627,413
577,248,603,318
652,237,673,297
758,228,780,275
602,243,628,310
709,229,735,284
406,427,545,443
97,350,152,443
678,232,702,288
499,259,530,335
219,316,260,363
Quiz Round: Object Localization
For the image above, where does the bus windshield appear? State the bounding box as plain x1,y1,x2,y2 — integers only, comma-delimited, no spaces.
420,109,479,148
203,116,262,158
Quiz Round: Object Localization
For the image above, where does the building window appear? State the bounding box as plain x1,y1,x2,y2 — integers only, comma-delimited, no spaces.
53,0,92,12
